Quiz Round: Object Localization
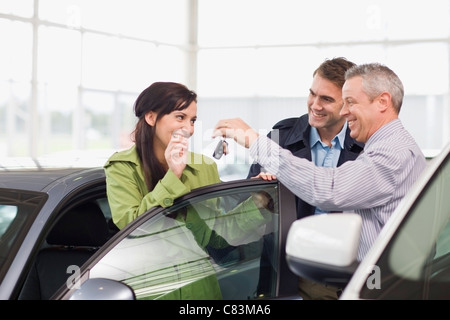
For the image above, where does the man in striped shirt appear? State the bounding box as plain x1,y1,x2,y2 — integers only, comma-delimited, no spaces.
213,63,427,263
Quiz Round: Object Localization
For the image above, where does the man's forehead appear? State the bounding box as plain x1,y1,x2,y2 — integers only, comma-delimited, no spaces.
343,76,361,91
310,75,342,96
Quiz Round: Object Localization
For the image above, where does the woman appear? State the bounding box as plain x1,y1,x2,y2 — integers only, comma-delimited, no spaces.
104,82,274,300
104,82,222,230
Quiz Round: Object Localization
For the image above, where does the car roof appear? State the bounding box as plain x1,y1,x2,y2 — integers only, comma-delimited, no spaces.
0,156,107,192
1,167,104,192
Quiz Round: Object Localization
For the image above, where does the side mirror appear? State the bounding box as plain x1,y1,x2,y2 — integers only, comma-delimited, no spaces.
69,278,135,300
285,213,362,288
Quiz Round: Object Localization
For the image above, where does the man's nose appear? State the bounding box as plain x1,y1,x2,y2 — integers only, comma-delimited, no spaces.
339,104,348,116
309,97,322,109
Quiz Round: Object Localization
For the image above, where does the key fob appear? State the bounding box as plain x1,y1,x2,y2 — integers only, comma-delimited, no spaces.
213,140,225,159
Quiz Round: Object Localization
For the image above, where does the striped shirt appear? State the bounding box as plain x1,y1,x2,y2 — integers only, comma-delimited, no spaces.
250,119,427,260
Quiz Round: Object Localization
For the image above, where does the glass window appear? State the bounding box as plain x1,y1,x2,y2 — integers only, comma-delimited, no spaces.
88,183,280,300
39,0,189,44
0,20,32,82
198,0,450,46
0,0,33,17
198,47,320,97
0,81,31,156
0,205,18,236
38,26,81,85
1,0,449,158
360,150,450,299
82,33,122,90
0,189,48,278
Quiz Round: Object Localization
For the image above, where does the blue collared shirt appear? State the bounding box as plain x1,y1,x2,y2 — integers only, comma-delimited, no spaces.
310,123,347,214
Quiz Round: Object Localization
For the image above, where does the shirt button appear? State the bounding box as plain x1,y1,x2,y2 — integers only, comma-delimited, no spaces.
163,198,172,206
186,223,193,229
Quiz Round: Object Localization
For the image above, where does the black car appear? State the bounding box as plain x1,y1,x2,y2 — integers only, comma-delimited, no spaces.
0,160,299,300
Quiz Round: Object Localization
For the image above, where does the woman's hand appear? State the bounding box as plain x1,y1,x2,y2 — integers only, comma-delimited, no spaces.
165,129,189,178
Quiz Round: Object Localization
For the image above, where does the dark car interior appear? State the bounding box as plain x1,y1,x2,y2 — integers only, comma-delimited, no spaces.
18,197,116,300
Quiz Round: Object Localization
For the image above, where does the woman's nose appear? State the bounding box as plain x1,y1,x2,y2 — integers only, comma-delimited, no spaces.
180,124,194,137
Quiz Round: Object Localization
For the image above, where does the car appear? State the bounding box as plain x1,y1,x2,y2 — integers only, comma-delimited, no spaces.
0,158,300,300
285,141,450,300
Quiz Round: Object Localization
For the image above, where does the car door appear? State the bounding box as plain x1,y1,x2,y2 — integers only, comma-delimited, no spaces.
285,142,450,300
348,144,450,299
55,179,299,300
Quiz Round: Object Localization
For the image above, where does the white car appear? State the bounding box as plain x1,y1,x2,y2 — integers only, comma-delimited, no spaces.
286,141,450,300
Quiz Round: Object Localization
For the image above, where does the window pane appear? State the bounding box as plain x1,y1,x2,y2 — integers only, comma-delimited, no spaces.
82,33,121,90
199,0,450,46
198,48,257,97
0,0,33,17
382,0,450,40
39,0,189,44
39,0,83,26
387,43,449,95
0,20,32,81
81,91,115,149
114,39,156,91
0,81,31,156
38,26,81,85
37,83,77,154
89,183,280,300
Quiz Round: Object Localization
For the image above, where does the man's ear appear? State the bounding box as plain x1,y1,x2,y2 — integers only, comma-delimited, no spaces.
378,92,391,112
145,111,156,126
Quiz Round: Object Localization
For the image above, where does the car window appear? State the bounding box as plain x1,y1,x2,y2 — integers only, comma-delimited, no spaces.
360,152,450,299
0,189,47,274
0,205,18,236
87,183,280,300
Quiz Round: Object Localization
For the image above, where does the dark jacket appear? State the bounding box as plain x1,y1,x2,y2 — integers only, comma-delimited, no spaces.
247,114,364,219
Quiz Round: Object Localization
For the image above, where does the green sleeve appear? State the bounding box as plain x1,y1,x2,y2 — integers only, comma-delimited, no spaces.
105,161,190,229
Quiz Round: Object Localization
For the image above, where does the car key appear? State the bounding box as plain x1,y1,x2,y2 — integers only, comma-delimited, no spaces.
213,139,228,159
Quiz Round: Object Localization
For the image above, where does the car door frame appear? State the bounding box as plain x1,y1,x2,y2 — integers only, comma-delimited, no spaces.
53,178,300,300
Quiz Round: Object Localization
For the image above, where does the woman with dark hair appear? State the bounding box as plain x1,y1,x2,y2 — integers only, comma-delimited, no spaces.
104,82,274,300
104,81,223,230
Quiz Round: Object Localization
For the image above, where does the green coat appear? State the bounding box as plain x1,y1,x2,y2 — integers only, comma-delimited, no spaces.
103,145,273,300
104,144,222,230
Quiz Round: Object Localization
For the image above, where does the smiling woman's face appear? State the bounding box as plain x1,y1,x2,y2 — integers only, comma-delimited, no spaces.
152,101,198,151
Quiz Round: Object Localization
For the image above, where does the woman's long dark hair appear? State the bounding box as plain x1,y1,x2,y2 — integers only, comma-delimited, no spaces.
132,82,197,191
